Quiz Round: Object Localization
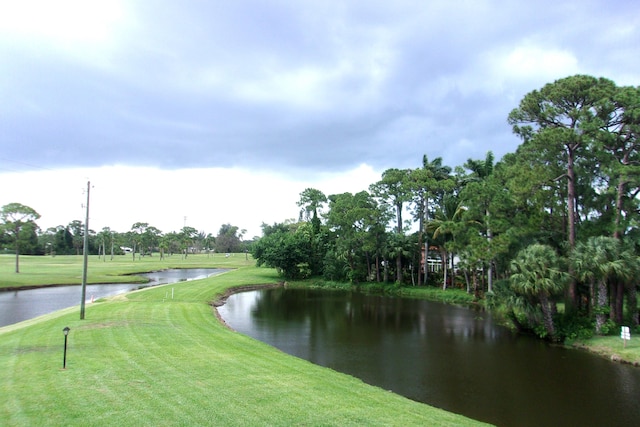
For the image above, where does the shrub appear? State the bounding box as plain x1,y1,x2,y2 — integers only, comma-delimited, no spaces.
554,313,594,341
599,319,617,336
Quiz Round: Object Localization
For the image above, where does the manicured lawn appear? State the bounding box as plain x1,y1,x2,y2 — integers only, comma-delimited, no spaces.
0,253,250,289
0,255,488,426
569,335,640,366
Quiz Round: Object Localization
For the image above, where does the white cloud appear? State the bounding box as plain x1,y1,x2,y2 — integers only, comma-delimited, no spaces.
495,44,580,84
0,0,136,78
1,1,101,36
0,0,127,48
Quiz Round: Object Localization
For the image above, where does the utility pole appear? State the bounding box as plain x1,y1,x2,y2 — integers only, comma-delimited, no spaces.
80,181,90,320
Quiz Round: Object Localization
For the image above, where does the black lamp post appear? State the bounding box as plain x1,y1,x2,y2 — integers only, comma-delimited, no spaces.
62,327,70,369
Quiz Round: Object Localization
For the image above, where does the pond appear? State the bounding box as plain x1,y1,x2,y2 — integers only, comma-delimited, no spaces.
0,268,228,327
218,287,640,427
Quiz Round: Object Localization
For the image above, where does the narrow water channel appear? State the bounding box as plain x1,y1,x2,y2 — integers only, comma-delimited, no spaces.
218,287,640,427
0,268,228,327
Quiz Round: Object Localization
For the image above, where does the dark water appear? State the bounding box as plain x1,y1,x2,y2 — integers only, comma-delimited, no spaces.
218,288,640,427
0,268,228,327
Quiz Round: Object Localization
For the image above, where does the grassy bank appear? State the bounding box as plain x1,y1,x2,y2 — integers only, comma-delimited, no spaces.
0,253,250,289
568,335,640,366
0,256,487,426
286,278,478,305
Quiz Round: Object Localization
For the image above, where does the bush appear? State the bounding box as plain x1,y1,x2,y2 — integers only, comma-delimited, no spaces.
321,249,348,282
554,313,594,341
287,279,352,290
599,319,617,335
484,290,498,310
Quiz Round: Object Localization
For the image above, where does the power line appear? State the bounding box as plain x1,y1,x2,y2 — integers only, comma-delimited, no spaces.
0,157,57,172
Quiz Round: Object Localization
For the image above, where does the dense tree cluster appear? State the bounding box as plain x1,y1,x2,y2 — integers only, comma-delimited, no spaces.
0,206,250,263
252,75,640,341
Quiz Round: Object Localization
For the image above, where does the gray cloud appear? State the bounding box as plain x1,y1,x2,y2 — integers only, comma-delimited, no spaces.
1,0,639,175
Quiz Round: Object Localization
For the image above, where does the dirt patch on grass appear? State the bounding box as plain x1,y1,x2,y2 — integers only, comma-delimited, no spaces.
75,321,131,330
12,346,52,355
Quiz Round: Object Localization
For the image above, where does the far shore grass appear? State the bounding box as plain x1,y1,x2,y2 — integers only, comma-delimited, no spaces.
0,253,250,290
0,254,489,426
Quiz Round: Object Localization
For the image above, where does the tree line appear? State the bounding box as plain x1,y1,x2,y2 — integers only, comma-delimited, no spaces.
251,75,640,342
0,203,249,270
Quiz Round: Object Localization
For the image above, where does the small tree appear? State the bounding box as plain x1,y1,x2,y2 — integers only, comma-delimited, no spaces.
297,187,327,233
252,223,313,280
67,219,86,255
510,244,567,341
180,226,198,257
0,203,41,273
215,224,243,253
130,222,148,260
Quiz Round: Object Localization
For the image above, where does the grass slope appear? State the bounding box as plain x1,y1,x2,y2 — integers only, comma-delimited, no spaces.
0,256,488,426
569,335,640,366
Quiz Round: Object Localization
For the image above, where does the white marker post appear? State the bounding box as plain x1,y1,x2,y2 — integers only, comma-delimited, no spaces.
621,326,631,348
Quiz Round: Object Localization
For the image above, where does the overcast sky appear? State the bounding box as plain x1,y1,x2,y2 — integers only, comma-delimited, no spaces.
1,0,639,238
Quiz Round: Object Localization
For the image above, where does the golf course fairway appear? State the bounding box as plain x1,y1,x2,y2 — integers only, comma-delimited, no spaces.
0,257,488,426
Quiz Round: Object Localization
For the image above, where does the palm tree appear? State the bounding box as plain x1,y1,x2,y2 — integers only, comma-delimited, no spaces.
97,227,113,262
386,232,413,285
416,156,454,285
572,236,634,334
463,151,496,292
429,194,466,290
510,244,567,340
370,169,413,283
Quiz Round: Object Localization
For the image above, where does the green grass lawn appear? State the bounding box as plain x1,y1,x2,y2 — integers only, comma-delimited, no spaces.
569,335,640,366
0,255,488,426
0,253,251,289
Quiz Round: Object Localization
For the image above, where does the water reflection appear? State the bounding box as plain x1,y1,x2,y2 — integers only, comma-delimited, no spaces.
219,288,640,427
